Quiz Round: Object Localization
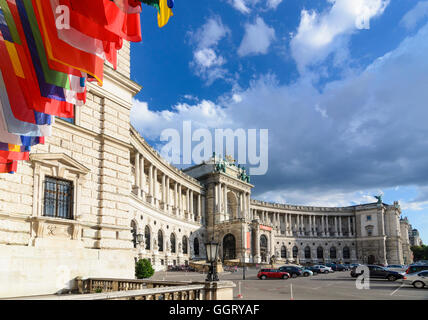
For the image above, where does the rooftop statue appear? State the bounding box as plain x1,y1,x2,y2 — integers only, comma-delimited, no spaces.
374,195,383,205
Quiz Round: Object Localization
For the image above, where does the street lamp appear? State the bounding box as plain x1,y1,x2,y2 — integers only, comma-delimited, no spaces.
136,233,144,245
205,239,219,282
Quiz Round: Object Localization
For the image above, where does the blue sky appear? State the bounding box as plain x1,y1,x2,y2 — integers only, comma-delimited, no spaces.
130,0,428,244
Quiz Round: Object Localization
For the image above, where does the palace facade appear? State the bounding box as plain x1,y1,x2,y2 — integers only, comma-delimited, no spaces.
0,42,413,298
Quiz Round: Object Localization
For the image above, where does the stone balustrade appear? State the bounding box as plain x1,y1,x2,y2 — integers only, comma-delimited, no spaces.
72,277,235,300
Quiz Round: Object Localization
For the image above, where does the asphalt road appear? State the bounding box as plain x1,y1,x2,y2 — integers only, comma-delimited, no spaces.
152,269,428,300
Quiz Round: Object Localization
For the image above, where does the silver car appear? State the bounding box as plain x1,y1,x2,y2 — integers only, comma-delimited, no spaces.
402,270,428,289
313,265,333,273
386,264,408,273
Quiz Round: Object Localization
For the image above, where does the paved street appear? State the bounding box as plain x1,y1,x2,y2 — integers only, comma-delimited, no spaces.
152,269,428,300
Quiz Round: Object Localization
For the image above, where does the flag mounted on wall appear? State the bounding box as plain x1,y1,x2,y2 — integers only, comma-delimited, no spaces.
0,0,176,173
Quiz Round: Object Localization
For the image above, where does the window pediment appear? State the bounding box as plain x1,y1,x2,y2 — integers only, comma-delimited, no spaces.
30,153,90,176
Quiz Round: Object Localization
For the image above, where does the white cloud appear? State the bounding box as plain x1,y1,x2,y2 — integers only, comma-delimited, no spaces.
238,17,276,56
401,1,428,30
228,0,252,14
193,48,226,68
188,17,230,85
227,0,282,13
291,0,390,73
132,22,428,213
266,0,283,10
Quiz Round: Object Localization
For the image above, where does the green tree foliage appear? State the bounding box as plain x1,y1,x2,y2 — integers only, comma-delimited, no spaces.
410,245,428,261
135,258,155,279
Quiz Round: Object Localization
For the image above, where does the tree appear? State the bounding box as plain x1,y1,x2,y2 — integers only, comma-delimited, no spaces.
410,245,428,261
135,258,155,279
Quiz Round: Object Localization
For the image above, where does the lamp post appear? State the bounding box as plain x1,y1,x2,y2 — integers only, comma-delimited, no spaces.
136,233,145,245
205,239,219,282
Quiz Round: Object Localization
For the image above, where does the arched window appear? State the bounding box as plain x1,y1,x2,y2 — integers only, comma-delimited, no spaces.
304,246,311,259
281,246,287,258
158,230,164,252
343,247,350,259
170,233,176,253
144,226,151,250
330,247,337,259
223,234,236,260
317,246,324,259
194,238,199,256
292,246,298,258
182,236,188,254
131,221,137,248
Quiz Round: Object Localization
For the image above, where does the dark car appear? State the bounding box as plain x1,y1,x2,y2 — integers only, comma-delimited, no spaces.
258,269,290,280
278,266,303,278
332,264,348,271
324,263,339,270
405,264,428,274
350,265,404,281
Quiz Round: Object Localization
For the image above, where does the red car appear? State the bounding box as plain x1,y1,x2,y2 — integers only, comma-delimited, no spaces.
258,268,290,280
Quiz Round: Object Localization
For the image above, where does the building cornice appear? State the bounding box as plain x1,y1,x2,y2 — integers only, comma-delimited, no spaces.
130,127,204,192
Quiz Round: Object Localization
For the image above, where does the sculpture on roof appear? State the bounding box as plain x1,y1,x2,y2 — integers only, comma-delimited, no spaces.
374,195,383,205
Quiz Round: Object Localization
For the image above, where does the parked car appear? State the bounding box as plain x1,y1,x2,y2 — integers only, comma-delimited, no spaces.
350,265,404,281
311,265,333,274
386,264,408,273
405,264,428,274
258,269,291,280
307,265,325,274
332,264,348,271
297,267,313,277
402,270,428,289
278,265,303,278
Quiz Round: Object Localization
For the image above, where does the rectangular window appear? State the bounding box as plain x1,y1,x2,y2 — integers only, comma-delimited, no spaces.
43,177,74,219
367,215,372,221
59,105,75,124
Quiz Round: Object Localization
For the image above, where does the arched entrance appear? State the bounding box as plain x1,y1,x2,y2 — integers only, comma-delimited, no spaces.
260,235,268,263
223,234,236,260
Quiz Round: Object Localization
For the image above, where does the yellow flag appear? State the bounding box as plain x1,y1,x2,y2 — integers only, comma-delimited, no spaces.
157,0,173,28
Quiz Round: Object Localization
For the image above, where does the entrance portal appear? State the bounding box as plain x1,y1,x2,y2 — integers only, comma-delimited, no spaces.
260,235,268,263
223,234,236,260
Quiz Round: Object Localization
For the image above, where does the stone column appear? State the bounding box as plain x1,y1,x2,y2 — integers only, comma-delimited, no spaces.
174,182,178,214
166,176,170,213
217,183,222,213
186,188,190,218
223,184,228,219
348,216,351,237
321,216,325,236
246,193,250,219
255,226,261,263
153,167,158,207
214,183,219,213
198,194,201,222
134,153,140,188
149,165,154,203
190,190,194,220
309,215,313,236
325,216,330,237
334,216,338,237
161,174,166,209
313,216,317,236
338,216,343,237
178,184,182,217
140,155,145,200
